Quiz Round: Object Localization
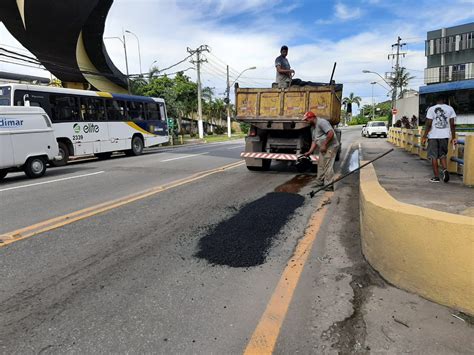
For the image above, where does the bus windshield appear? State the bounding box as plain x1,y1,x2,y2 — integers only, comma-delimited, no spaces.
0,86,11,106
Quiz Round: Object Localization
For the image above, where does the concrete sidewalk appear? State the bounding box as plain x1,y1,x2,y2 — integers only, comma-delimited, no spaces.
360,139,473,216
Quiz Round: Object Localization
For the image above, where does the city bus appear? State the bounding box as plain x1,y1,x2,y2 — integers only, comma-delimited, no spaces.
0,84,169,165
419,79,474,125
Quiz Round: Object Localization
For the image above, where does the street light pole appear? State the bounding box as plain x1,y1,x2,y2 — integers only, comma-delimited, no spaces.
371,81,376,121
125,30,142,76
104,34,130,94
363,70,395,126
226,66,256,138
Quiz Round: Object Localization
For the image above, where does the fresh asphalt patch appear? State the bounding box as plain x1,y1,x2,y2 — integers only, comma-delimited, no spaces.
195,192,305,268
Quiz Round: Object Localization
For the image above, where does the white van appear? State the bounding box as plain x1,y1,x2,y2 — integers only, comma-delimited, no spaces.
0,106,60,180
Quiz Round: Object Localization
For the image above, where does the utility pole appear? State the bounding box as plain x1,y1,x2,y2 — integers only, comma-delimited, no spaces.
226,65,231,138
188,45,209,139
388,36,406,126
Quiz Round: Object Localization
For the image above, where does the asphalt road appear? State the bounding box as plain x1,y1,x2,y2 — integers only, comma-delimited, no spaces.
0,128,364,353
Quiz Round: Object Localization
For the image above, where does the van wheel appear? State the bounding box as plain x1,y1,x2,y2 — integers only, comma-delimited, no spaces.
52,141,69,166
126,136,144,156
0,169,8,180
24,157,46,178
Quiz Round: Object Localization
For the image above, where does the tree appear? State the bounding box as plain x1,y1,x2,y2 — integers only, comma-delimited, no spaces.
391,68,415,99
342,92,361,125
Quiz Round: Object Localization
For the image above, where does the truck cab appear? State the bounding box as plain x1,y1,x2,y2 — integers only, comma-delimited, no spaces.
0,106,60,180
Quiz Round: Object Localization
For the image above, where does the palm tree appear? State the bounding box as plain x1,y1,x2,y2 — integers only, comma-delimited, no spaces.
392,68,415,99
342,92,361,125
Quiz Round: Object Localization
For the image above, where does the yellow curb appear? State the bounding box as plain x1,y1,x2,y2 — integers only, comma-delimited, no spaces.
360,163,474,315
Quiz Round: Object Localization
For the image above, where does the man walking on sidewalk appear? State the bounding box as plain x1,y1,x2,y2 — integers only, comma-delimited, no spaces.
421,95,457,183
303,111,339,190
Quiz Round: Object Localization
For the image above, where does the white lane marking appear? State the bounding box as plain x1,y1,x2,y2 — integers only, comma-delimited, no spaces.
0,171,105,193
160,152,209,162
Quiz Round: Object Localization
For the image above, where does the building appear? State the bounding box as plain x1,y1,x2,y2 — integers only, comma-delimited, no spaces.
424,22,474,84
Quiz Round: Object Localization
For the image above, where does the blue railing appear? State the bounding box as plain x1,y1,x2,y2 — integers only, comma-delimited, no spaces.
451,139,465,165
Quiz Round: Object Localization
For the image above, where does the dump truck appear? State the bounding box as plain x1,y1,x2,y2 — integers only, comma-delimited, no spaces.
235,82,343,171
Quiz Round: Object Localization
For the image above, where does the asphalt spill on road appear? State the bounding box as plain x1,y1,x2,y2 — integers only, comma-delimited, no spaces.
195,192,305,268
274,174,315,193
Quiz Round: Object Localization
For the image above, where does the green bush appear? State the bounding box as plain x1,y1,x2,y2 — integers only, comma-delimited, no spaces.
207,131,214,135
214,126,226,135
240,123,250,134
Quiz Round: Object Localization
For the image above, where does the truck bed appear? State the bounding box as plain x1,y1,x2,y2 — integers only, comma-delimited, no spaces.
235,84,343,126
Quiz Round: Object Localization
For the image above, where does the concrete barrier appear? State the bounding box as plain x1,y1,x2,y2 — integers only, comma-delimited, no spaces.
360,164,474,315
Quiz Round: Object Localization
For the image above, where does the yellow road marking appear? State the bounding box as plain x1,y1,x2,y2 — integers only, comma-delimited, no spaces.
244,192,332,355
0,161,244,248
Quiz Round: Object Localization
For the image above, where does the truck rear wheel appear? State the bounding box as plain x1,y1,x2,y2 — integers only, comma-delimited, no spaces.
24,157,47,178
246,159,271,171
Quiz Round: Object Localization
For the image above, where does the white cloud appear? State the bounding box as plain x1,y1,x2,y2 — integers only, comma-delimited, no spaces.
335,2,362,20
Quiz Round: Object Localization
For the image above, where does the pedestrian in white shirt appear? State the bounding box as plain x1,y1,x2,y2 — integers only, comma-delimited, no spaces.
421,95,457,183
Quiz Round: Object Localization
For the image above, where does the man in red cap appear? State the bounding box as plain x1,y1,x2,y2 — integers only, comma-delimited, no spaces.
302,111,339,190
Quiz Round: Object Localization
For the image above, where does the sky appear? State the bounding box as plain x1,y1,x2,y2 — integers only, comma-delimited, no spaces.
0,0,473,111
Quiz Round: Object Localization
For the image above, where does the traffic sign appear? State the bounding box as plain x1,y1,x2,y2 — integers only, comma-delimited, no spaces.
392,108,398,115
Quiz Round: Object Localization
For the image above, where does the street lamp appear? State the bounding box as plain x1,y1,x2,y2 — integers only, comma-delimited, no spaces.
371,81,376,121
363,69,396,126
104,32,131,94
125,30,142,76
226,66,256,138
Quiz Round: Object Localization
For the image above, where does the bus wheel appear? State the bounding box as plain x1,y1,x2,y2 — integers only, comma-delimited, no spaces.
95,152,112,160
24,157,46,178
127,136,144,156
52,141,69,167
0,169,8,180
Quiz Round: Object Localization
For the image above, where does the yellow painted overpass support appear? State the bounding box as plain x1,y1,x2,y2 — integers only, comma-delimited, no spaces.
360,164,474,315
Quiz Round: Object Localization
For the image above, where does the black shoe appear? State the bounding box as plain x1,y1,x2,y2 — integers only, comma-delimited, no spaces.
430,177,440,183
441,169,450,183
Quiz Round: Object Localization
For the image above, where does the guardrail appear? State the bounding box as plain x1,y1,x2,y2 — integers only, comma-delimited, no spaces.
388,128,474,187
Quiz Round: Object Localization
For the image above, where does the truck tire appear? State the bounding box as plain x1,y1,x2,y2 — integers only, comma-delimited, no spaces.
0,169,8,180
246,159,271,171
24,157,47,178
52,141,69,167
126,136,144,156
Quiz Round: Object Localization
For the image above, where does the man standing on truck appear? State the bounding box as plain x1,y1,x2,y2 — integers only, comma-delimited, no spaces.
275,45,295,88
302,111,339,190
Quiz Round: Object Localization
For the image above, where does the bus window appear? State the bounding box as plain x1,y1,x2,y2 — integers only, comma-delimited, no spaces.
80,97,106,121
128,101,145,120
106,100,127,120
158,102,166,121
146,102,160,120
49,94,80,121
0,86,11,106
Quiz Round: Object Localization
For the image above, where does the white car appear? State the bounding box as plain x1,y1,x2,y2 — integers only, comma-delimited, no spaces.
362,121,388,138
0,106,60,180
